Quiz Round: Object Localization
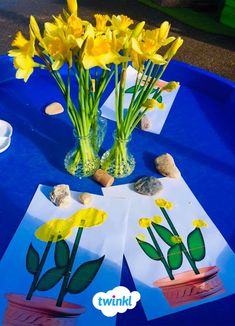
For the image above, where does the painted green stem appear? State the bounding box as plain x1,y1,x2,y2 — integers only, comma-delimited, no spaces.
56,227,83,307
26,241,52,300
160,208,200,275
147,227,174,280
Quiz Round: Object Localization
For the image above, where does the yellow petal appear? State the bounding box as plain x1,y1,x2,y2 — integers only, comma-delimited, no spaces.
35,219,73,242
67,0,78,16
155,198,173,209
11,31,28,48
30,16,43,42
68,208,107,228
136,233,146,241
152,215,162,224
139,218,151,228
156,102,165,110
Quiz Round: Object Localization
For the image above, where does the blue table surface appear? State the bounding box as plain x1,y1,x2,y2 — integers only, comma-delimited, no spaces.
0,55,235,325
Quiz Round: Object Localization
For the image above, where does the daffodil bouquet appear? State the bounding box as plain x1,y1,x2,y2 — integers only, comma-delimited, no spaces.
100,21,183,177
9,0,127,177
9,0,183,178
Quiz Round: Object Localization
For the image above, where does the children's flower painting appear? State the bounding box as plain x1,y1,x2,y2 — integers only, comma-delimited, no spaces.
102,177,235,320
0,185,130,326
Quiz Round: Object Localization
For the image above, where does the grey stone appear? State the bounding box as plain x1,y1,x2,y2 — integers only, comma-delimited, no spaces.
50,184,71,207
134,176,163,196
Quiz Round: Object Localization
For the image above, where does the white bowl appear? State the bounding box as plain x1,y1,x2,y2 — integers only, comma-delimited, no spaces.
0,120,13,137
0,137,11,153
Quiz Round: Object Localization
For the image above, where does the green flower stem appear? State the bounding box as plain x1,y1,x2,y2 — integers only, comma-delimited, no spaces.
118,62,128,134
56,227,83,307
147,227,174,280
26,241,52,300
160,208,200,275
115,65,120,130
123,61,151,135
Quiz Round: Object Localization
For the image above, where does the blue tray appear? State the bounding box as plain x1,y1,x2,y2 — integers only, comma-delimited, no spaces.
0,55,235,324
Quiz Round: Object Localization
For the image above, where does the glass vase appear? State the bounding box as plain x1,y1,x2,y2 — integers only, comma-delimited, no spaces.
64,130,100,178
91,110,107,154
101,132,135,178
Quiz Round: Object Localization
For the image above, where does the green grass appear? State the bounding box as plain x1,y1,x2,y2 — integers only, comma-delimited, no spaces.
139,0,235,37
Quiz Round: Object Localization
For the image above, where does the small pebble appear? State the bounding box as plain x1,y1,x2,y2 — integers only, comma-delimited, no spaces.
134,176,163,196
50,184,71,208
45,102,64,115
141,115,151,130
93,169,114,187
155,153,181,179
79,192,92,205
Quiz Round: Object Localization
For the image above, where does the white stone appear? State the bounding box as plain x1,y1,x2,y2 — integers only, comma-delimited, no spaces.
50,184,71,207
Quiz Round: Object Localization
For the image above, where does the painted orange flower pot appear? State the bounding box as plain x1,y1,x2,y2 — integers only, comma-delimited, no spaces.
3,293,85,326
153,266,224,308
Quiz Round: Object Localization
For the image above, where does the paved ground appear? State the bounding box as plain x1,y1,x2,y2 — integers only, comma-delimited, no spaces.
0,0,234,81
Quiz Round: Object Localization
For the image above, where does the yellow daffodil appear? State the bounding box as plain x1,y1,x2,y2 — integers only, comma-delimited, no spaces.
67,0,78,16
81,34,124,69
8,30,39,82
136,233,146,241
94,14,110,32
130,29,166,70
68,208,107,228
158,21,175,46
164,37,184,61
155,198,173,210
192,219,208,228
111,15,134,32
43,23,73,69
171,235,183,244
152,215,162,224
35,219,73,242
139,218,151,228
30,16,43,44
161,81,179,92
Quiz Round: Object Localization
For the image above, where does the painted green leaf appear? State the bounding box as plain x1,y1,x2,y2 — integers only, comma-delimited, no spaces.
68,256,105,294
187,228,206,261
125,85,136,94
150,87,160,95
152,223,175,246
37,267,66,291
157,95,163,103
136,238,161,260
26,244,40,275
55,240,70,268
167,244,183,270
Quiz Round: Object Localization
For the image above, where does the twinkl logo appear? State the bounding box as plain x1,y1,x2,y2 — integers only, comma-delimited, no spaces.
92,286,141,317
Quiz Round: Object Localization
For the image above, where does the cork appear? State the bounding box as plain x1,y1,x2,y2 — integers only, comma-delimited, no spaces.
79,192,92,205
93,169,114,187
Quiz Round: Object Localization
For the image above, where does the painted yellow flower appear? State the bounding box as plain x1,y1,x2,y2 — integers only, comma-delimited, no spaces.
139,218,151,228
142,98,158,111
171,235,183,244
111,15,134,32
162,81,179,92
164,37,184,61
8,30,39,82
136,233,146,241
35,219,73,242
68,208,107,228
152,215,162,224
94,14,110,32
67,0,78,16
192,219,208,228
155,198,173,210
81,34,124,69
156,102,165,110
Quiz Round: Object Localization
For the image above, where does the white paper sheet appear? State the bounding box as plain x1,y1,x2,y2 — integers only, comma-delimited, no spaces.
101,65,180,134
0,185,130,326
102,177,235,320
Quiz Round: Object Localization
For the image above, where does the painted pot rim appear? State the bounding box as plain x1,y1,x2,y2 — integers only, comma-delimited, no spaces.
153,266,219,288
5,293,85,317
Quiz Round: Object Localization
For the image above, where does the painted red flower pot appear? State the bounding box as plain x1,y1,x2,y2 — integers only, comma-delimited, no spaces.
153,266,224,308
3,293,85,326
